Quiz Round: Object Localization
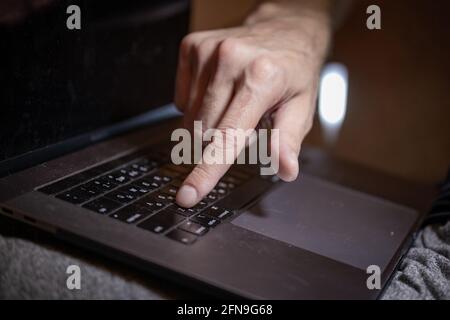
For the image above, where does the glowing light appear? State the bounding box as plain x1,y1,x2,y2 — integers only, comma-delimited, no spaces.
318,63,348,127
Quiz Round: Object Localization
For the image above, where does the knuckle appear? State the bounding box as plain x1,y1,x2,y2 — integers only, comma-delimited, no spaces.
258,2,278,15
246,3,278,25
248,56,279,81
218,38,242,62
181,33,207,55
180,34,195,52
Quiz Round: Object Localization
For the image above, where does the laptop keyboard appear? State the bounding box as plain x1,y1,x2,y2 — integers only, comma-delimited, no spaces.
37,148,254,245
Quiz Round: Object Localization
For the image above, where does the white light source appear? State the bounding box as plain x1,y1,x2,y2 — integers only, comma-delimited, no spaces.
318,63,348,127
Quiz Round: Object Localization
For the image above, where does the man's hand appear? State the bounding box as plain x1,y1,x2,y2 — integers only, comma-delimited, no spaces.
175,0,333,208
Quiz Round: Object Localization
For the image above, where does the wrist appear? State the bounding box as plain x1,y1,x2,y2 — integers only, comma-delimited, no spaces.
245,1,333,27
245,1,333,61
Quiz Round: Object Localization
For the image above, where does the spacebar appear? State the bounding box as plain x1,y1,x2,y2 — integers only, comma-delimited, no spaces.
216,177,273,211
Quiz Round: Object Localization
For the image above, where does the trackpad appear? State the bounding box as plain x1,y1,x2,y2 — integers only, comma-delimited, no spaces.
232,175,417,270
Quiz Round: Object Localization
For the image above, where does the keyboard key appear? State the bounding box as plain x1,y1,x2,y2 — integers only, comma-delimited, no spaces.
130,159,157,173
91,176,117,191
149,172,172,185
150,193,175,206
160,168,182,178
210,187,228,198
161,185,179,196
135,194,175,213
217,181,228,189
166,229,197,245
119,166,143,179
110,205,151,224
38,173,87,195
166,205,197,217
178,221,208,236
118,185,148,198
227,183,236,189
105,190,137,204
134,178,161,190
79,182,102,197
191,200,209,212
138,211,184,234
130,184,152,195
83,197,122,214
204,206,233,220
218,179,237,190
130,163,151,174
192,213,220,228
204,192,219,203
105,170,131,185
135,197,166,212
56,188,91,204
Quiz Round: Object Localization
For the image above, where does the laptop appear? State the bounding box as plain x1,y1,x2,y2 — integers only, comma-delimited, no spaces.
0,1,425,299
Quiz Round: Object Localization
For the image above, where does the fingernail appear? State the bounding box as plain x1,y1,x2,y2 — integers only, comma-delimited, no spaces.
176,184,198,208
279,149,299,182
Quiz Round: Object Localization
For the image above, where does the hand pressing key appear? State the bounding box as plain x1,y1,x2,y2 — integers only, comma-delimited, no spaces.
175,0,338,208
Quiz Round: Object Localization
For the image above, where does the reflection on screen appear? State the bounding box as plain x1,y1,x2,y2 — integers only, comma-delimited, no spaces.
0,0,188,165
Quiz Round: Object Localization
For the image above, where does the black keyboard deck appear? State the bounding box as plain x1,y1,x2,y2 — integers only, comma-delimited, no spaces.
37,148,254,245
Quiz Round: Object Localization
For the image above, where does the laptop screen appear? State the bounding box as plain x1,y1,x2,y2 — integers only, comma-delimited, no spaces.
0,0,189,173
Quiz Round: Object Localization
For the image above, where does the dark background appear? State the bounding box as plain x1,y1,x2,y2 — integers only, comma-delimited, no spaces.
0,0,188,168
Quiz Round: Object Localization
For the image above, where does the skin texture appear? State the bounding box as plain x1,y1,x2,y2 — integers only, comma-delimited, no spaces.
175,0,334,208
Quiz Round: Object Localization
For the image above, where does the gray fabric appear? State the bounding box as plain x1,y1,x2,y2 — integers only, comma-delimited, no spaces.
381,222,450,300
0,217,449,300
0,216,189,300
0,237,166,300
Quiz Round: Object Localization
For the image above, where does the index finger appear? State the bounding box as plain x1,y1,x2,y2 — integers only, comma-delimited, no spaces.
175,85,268,208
